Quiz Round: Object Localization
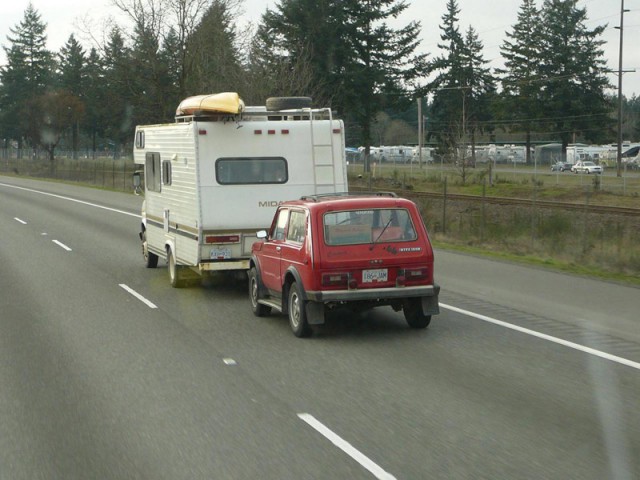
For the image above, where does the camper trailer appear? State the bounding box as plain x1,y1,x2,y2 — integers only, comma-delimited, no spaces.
133,93,348,287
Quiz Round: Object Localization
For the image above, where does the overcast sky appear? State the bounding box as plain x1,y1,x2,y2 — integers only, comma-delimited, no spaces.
1,0,638,97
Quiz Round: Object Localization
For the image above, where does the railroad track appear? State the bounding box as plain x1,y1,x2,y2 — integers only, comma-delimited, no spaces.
350,187,640,217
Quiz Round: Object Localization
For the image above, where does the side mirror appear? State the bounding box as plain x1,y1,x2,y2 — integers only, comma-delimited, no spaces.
133,171,142,195
257,230,268,239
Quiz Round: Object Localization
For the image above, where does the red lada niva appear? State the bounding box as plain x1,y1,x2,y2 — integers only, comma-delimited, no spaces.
249,192,440,337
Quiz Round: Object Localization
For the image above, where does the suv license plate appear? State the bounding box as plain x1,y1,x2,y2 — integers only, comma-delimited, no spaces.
362,268,388,283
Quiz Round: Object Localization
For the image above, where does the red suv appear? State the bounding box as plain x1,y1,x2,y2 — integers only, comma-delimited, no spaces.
249,193,440,337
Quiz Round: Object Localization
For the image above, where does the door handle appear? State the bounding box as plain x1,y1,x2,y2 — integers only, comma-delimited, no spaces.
276,246,281,252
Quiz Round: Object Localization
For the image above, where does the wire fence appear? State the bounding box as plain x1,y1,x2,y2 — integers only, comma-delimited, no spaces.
350,170,640,279
0,149,137,191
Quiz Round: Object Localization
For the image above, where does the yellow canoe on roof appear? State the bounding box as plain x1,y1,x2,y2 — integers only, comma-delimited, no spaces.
176,92,245,116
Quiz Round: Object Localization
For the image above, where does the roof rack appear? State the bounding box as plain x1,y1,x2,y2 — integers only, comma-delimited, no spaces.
300,191,398,202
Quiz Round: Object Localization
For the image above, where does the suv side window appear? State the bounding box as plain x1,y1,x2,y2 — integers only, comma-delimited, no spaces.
272,209,289,241
286,210,306,244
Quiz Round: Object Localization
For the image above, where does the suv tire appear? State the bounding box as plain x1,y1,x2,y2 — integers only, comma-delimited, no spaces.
403,298,432,329
288,282,312,337
249,267,272,316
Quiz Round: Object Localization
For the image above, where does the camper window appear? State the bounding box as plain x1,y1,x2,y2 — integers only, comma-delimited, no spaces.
162,160,172,186
145,152,161,192
215,157,288,185
135,130,145,149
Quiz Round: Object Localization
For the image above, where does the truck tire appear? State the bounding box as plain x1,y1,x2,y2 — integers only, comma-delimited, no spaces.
141,229,158,268
403,298,432,329
266,97,312,111
249,267,271,316
167,248,186,288
288,281,312,337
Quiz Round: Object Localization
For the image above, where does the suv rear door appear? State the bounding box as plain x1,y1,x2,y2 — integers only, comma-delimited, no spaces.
316,206,433,289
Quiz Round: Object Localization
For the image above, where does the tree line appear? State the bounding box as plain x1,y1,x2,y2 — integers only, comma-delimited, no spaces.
1,0,639,169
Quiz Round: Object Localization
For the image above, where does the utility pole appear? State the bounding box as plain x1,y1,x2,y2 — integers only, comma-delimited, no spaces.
616,0,630,178
417,97,423,167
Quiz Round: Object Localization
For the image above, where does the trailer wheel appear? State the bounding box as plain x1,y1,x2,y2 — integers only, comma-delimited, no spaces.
141,229,158,268
266,97,312,111
167,248,185,288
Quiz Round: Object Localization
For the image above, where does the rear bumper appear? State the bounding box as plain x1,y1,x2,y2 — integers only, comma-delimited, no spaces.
305,284,440,303
199,260,250,271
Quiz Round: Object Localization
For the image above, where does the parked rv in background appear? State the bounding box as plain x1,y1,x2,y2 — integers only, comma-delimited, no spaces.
465,144,530,164
134,93,348,287
357,146,414,163
411,146,436,164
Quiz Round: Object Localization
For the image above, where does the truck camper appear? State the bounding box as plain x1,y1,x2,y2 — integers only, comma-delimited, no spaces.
133,93,348,287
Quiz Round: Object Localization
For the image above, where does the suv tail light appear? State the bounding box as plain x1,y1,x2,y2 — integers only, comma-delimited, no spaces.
322,273,349,287
398,267,428,285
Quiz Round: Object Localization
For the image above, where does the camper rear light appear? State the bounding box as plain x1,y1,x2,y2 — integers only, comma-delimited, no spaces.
205,235,240,244
322,273,349,287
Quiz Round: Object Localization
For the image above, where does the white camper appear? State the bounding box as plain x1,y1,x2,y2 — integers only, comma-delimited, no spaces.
133,94,348,287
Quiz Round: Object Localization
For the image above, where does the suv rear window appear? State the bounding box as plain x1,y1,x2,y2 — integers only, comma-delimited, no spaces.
323,208,417,245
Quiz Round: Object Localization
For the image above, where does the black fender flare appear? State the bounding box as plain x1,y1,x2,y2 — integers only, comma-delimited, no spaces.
283,266,307,303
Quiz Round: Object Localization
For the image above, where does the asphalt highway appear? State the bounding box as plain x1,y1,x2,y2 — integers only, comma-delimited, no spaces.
1,176,638,480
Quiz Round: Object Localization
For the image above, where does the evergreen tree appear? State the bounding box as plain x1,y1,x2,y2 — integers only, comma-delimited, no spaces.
184,0,244,96
248,0,337,105
427,0,466,157
340,0,427,169
0,3,54,149
129,20,172,125
258,0,427,168
58,34,87,154
537,0,612,160
460,26,496,164
497,0,542,164
102,27,134,154
84,47,107,154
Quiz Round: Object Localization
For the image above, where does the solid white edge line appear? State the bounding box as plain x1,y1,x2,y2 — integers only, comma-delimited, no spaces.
440,303,640,371
52,240,72,251
297,413,397,480
119,284,158,309
0,182,140,218
14,217,27,224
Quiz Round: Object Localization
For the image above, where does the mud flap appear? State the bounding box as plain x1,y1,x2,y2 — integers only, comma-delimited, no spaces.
305,302,326,325
421,295,440,316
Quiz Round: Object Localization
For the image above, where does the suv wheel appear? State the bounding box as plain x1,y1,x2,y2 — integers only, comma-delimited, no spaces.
288,282,312,337
249,267,271,317
403,298,432,329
